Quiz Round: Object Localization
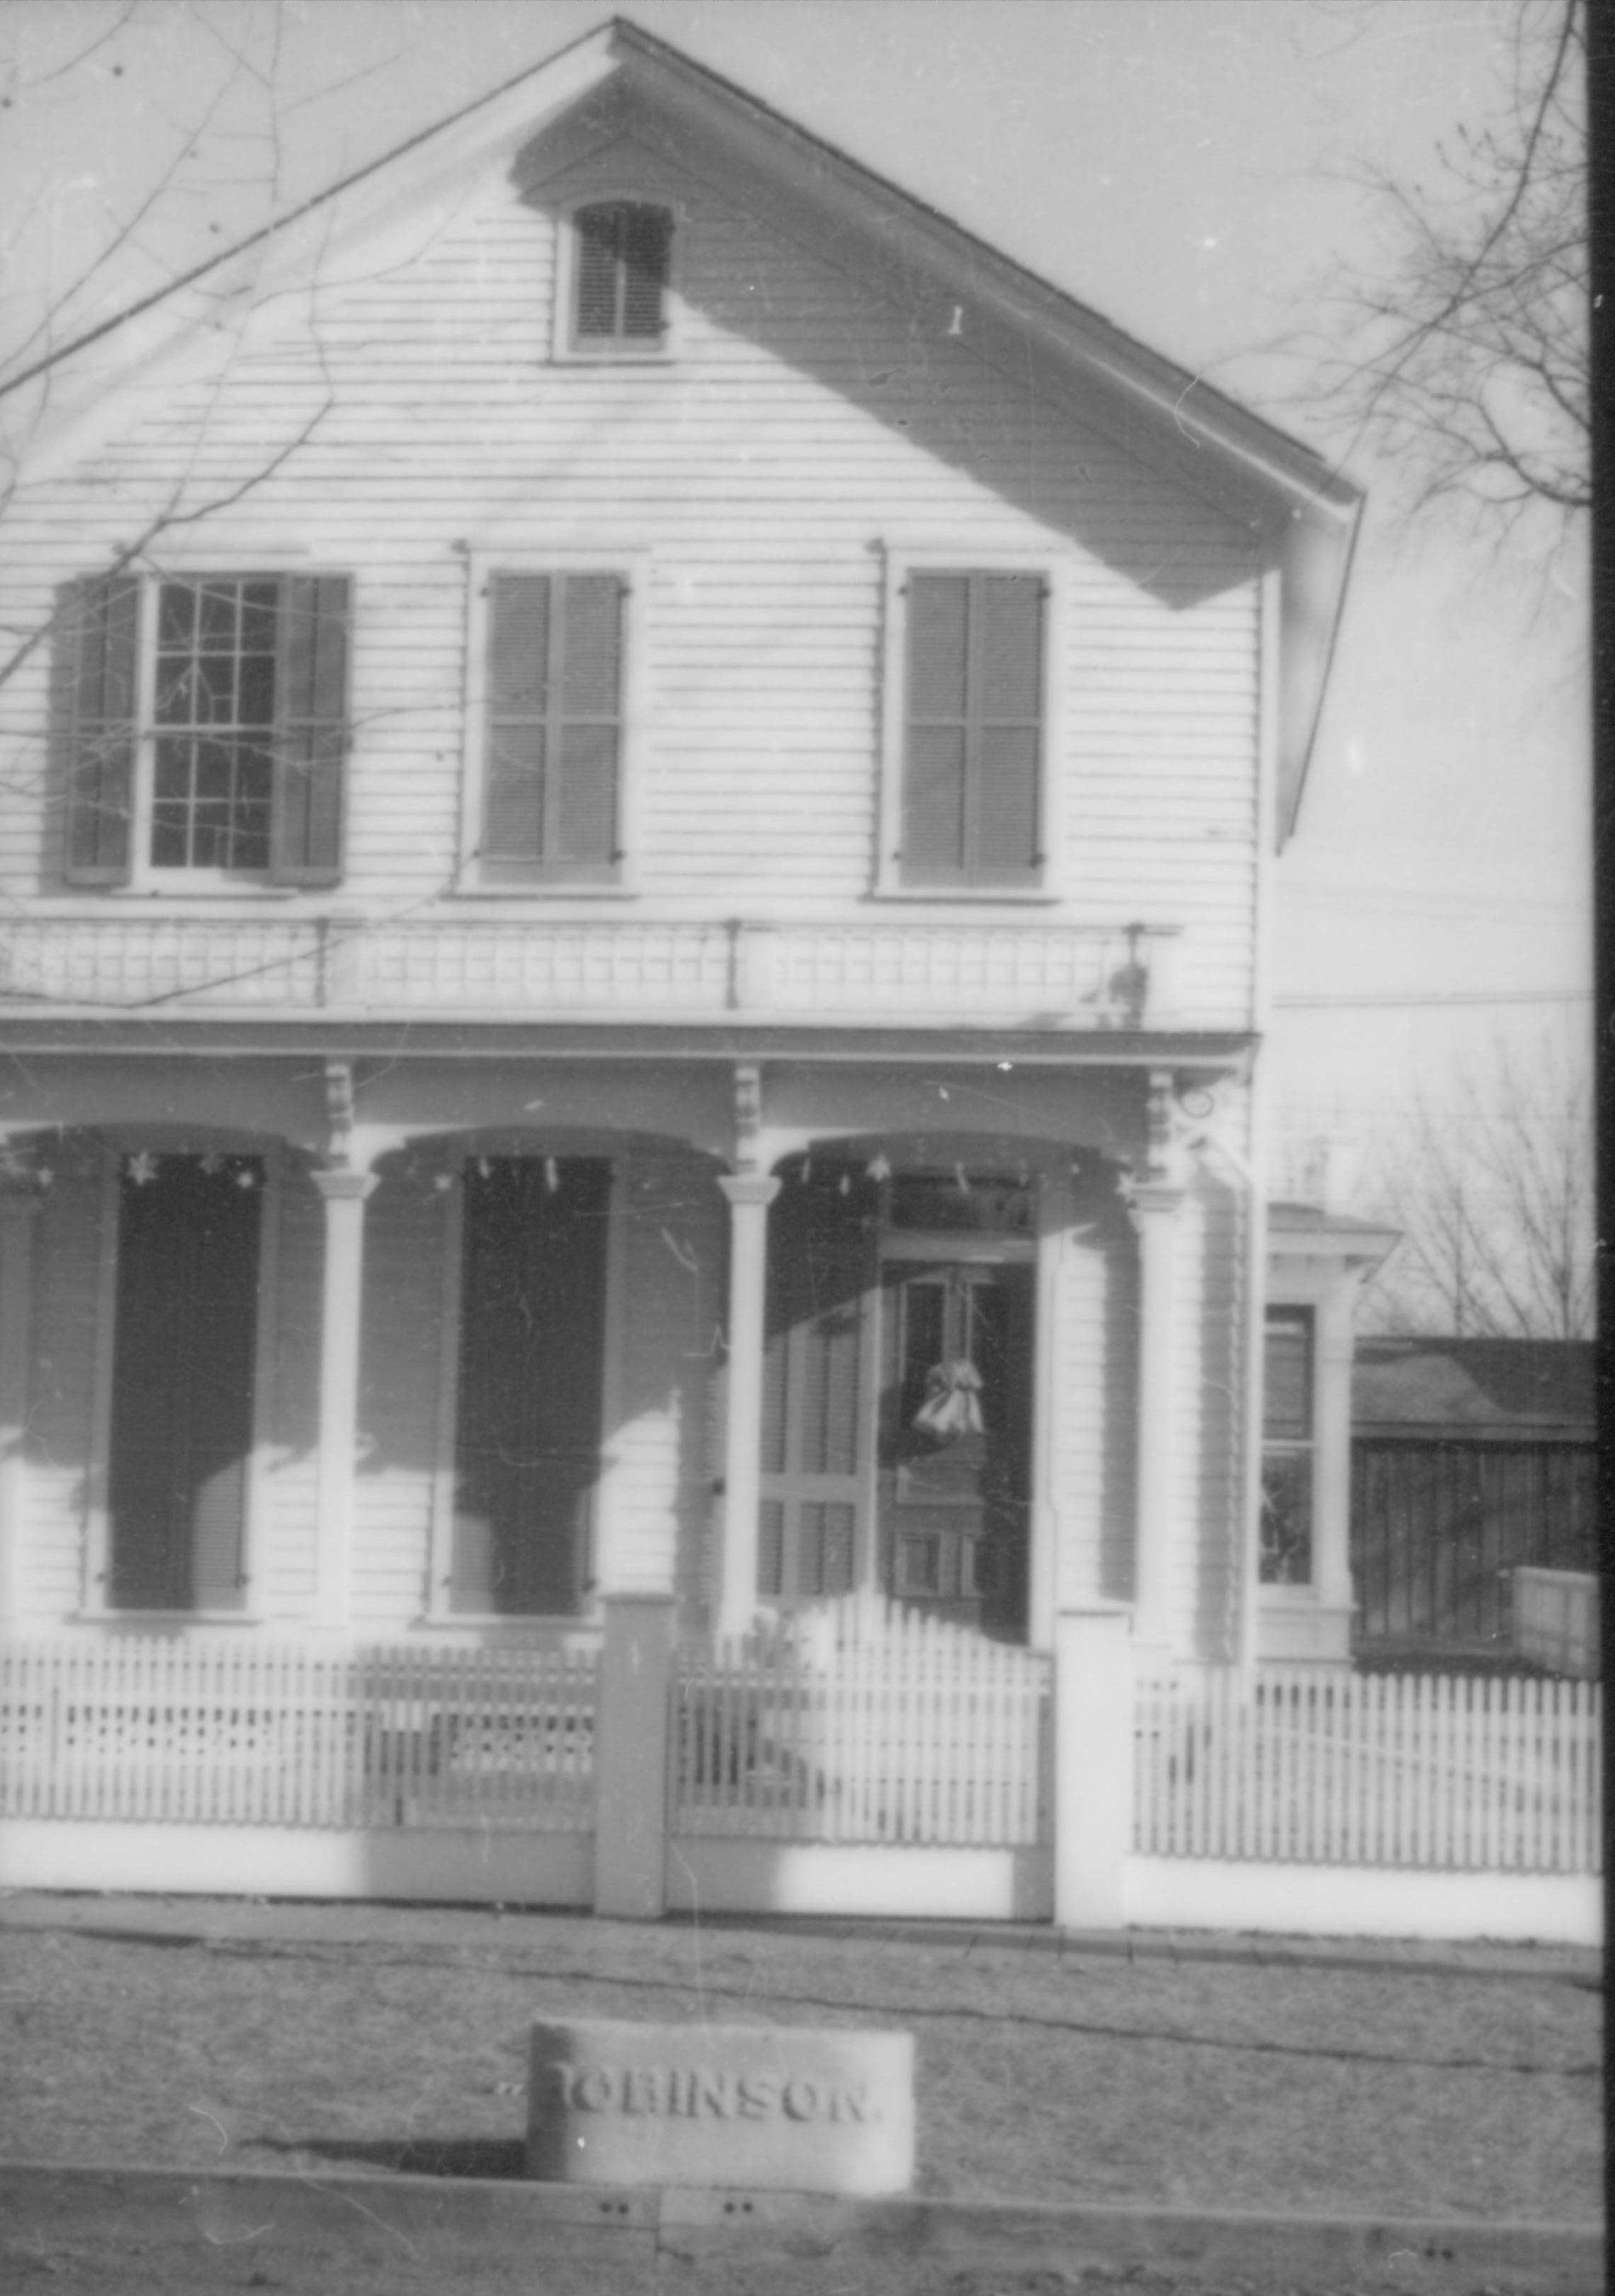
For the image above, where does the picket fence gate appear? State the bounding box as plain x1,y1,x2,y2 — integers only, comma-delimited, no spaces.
0,1638,598,1831
672,1600,1052,1848
1134,1665,1602,1873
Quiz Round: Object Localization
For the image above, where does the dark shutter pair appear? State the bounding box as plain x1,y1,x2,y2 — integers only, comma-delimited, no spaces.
574,202,672,344
902,570,1045,886
482,573,623,881
60,574,351,887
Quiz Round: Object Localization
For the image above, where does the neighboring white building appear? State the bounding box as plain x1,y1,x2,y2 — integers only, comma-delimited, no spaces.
0,18,1378,1699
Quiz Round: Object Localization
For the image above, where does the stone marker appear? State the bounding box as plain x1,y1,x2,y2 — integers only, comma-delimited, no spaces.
528,2017,914,2195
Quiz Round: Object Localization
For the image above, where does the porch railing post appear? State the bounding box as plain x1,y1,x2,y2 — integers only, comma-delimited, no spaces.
1053,1604,1135,1930
593,1591,678,1919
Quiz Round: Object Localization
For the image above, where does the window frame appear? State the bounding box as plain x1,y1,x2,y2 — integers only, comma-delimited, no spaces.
64,567,352,897
552,195,679,364
876,548,1067,901
81,1137,281,1622
459,551,646,895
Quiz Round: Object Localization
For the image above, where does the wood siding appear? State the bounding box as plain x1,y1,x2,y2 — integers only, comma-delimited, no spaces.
1,142,1261,1025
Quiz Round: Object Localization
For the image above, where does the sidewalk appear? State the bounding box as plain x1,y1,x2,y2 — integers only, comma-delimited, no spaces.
0,1887,1600,1982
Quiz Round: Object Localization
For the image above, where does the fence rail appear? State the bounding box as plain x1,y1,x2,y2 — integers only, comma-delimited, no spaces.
0,1639,598,1831
1135,1665,1602,1873
673,1604,1051,1847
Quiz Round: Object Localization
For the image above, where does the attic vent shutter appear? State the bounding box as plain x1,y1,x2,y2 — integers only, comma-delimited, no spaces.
271,574,350,886
901,572,1043,886
573,202,671,345
62,574,140,886
484,573,621,880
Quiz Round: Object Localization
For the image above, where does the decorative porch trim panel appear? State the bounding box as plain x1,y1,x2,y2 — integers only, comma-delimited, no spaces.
0,914,1179,1026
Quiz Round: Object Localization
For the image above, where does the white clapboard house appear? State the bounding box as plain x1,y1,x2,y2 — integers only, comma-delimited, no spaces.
0,21,1430,1916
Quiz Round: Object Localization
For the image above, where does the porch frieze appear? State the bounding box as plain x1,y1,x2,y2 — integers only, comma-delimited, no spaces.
0,911,1191,1032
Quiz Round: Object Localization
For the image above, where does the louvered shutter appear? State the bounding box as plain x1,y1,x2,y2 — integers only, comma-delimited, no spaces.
974,574,1043,878
620,205,672,340
62,574,139,886
555,575,621,866
271,574,350,886
900,571,1043,886
484,574,621,881
574,206,623,339
902,574,969,877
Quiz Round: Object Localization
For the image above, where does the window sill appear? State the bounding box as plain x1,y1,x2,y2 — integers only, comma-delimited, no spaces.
552,346,674,366
450,880,640,901
870,882,1063,906
414,1611,601,1635
71,1610,265,1627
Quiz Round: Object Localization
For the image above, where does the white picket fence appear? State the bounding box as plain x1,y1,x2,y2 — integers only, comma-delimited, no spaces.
1135,1666,1602,1874
672,1600,1052,1847
0,1638,598,1831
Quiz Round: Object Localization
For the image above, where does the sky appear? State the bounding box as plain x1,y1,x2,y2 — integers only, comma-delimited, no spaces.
0,0,1592,1205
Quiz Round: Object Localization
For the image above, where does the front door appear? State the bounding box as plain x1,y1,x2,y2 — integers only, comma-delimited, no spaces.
878,1258,1033,1639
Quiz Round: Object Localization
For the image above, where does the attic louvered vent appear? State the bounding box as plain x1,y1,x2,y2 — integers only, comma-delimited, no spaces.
571,201,672,351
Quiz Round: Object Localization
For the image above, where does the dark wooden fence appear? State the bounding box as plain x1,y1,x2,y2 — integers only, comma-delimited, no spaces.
1351,1440,1597,1647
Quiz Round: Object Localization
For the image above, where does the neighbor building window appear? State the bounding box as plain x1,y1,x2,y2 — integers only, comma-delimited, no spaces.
1259,1306,1315,1585
478,572,625,882
570,200,672,351
62,572,351,888
898,570,1046,887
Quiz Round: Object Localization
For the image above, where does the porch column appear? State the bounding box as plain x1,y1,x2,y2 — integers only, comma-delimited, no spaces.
0,1178,43,1628
1129,1181,1183,1654
715,1172,780,1636
312,1166,379,1629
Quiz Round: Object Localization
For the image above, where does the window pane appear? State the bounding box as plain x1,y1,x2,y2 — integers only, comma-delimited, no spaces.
1259,1450,1313,1584
1264,1310,1313,1437
157,582,196,649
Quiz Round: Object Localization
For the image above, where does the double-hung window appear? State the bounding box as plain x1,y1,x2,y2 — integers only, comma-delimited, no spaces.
890,567,1050,890
472,569,628,885
61,572,351,889
565,200,673,356
1259,1307,1315,1585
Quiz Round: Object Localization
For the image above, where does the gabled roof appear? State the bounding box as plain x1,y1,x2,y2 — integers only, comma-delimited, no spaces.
13,16,1360,839
1353,1338,1596,1439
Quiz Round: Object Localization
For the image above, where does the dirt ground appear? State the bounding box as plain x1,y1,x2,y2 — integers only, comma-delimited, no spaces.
0,1901,1599,2239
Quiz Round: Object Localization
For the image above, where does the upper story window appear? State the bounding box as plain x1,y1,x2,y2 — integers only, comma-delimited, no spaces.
472,569,628,885
1259,1306,1315,1585
883,565,1051,893
569,200,672,355
62,572,351,890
